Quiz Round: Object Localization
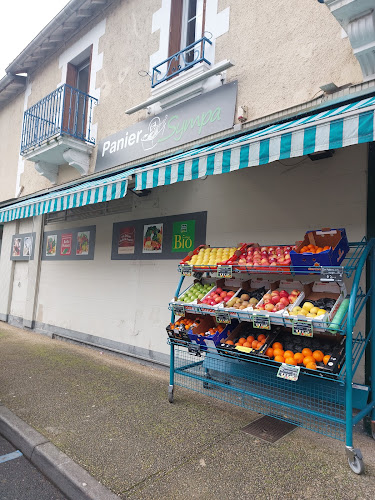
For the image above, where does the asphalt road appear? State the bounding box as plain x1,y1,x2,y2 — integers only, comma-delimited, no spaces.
0,434,66,500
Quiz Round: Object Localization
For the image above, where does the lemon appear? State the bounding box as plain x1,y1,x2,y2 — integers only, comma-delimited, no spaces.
306,313,317,318
302,302,314,312
317,309,327,316
299,309,308,316
310,307,319,315
292,306,302,314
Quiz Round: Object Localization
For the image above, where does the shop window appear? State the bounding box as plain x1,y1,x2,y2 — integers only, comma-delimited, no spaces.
168,0,205,62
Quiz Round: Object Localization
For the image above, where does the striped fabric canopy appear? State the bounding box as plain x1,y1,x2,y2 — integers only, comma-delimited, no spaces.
133,95,375,191
0,171,128,223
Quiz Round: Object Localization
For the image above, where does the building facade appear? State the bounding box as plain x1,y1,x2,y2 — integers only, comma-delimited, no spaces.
0,0,374,373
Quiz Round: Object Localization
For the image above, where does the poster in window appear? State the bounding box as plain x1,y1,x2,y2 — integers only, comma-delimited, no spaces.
118,226,135,254
23,236,33,257
76,231,90,256
143,223,163,253
12,238,21,257
60,234,73,256
46,235,57,256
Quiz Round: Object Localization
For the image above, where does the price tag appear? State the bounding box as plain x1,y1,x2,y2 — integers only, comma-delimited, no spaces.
252,314,271,330
320,266,343,282
180,264,193,276
217,265,233,279
277,363,300,381
172,304,185,317
292,320,313,337
215,311,231,324
188,344,201,356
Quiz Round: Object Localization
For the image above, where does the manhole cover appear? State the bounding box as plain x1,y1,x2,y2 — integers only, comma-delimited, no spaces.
241,416,296,443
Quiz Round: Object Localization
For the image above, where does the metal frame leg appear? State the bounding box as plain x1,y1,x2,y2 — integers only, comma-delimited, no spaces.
169,341,175,403
371,248,375,436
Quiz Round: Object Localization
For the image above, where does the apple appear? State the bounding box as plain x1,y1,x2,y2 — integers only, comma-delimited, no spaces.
216,288,223,294
280,297,290,306
227,290,235,297
263,294,272,301
268,247,274,252
271,296,280,305
220,291,227,298
271,291,280,297
261,258,269,264
291,289,300,296
288,294,297,304
264,303,274,312
284,258,291,265
257,304,265,310
261,247,268,252
210,300,216,305
277,257,285,264
279,290,289,298
272,307,277,312
276,303,285,310
270,262,277,266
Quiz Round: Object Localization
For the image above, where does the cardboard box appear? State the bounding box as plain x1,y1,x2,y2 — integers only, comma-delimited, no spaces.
187,316,238,348
290,228,349,274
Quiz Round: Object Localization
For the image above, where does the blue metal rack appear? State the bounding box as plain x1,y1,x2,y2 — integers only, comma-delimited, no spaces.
167,239,375,474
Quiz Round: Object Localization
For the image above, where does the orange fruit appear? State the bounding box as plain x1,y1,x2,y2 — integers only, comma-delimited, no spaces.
303,356,315,366
257,334,266,341
285,357,297,365
294,353,304,364
256,342,263,349
252,340,259,349
238,338,246,345
323,354,331,365
247,336,255,344
302,348,313,357
312,350,324,363
306,362,317,370
226,340,234,345
260,339,266,345
273,342,283,350
266,347,274,358
273,348,284,357
243,342,251,348
284,350,294,359
274,355,285,363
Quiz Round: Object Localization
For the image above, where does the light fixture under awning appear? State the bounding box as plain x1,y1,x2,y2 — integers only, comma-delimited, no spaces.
0,171,128,223
132,95,375,191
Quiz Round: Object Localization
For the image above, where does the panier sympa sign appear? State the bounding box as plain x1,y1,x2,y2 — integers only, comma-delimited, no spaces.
95,82,238,173
111,212,206,260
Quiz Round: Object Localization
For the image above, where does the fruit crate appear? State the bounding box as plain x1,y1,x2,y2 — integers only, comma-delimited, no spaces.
168,238,375,475
179,243,249,271
233,244,297,274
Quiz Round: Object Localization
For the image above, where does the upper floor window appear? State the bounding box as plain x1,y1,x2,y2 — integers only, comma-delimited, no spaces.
169,0,205,60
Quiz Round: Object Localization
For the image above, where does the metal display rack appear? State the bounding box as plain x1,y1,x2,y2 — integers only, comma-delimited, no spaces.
167,239,375,474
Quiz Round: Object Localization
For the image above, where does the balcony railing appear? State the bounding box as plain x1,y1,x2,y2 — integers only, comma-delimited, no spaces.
151,36,212,88
20,84,97,155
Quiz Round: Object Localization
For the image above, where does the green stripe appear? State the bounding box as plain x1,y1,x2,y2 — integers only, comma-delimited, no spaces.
280,133,292,159
358,111,374,143
165,166,171,185
303,126,316,155
259,139,270,163
206,154,215,176
177,162,185,182
141,171,147,190
329,119,343,149
152,168,159,187
239,144,250,169
222,149,231,173
191,158,199,179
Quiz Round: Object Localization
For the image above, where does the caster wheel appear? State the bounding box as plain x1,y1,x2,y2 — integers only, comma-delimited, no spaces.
168,385,174,403
348,455,365,475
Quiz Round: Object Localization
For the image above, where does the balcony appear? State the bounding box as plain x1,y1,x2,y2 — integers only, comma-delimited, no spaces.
20,84,98,183
151,36,212,88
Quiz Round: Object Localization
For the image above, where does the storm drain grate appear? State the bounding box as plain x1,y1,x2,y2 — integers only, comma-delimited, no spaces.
241,416,296,443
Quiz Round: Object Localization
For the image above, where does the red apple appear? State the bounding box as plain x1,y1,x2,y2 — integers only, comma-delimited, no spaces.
215,297,222,303
227,291,235,297
261,247,268,252
279,290,289,298
291,289,300,296
276,303,285,310
216,288,223,294
271,296,280,305
280,297,290,306
271,291,280,297
257,304,265,310
288,294,297,304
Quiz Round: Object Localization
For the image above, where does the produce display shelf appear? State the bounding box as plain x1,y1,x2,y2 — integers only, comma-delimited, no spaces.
177,239,367,279
168,236,375,475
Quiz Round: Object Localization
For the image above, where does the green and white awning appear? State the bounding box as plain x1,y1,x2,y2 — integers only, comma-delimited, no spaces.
133,95,375,190
0,171,128,223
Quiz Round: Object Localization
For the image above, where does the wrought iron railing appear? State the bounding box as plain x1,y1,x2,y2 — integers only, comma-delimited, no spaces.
20,84,98,155
151,36,212,88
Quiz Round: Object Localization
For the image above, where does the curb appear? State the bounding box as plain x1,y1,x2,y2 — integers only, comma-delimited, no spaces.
0,405,119,500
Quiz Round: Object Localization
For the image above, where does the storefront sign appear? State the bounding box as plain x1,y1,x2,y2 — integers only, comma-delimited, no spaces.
10,233,36,261
42,226,96,261
277,364,300,382
111,212,206,260
95,82,238,173
172,220,195,253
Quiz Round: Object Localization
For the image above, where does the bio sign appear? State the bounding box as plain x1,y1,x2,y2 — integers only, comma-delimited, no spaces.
95,82,238,173
172,220,195,253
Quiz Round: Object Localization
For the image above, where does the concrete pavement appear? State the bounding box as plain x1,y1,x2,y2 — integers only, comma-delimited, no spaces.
0,321,375,499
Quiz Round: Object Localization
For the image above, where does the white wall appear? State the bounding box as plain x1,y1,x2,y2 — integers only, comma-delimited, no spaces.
34,144,367,368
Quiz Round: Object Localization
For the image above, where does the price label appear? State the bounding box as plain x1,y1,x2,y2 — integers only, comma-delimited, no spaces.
180,264,193,276
217,265,233,279
172,304,185,317
320,266,343,282
292,320,313,337
188,344,201,356
215,311,231,324
277,363,300,381
252,314,271,330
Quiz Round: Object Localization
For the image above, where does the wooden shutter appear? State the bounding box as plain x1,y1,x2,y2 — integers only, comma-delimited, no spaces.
168,0,183,58
63,63,78,133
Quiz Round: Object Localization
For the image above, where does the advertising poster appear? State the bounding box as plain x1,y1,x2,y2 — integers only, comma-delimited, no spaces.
143,223,163,253
60,234,73,256
76,231,90,256
118,226,135,254
23,236,33,257
172,220,195,253
12,238,21,257
46,235,57,256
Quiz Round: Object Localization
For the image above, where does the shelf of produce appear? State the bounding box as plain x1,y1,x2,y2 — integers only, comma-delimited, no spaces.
178,240,367,279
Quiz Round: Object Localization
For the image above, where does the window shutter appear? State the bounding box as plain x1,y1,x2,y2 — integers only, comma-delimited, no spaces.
168,0,183,58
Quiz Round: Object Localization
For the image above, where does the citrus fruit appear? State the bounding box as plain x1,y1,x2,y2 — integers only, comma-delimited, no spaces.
273,342,283,350
266,347,274,358
252,340,259,349
285,357,297,365
247,336,255,344
238,337,246,345
302,348,313,357
323,354,331,365
257,334,266,341
303,356,315,366
273,348,284,357
312,350,324,362
284,350,294,359
243,342,251,348
226,340,234,345
294,353,304,364
274,355,285,363
306,362,317,370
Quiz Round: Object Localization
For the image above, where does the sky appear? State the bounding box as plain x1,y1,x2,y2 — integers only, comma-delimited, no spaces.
0,0,70,78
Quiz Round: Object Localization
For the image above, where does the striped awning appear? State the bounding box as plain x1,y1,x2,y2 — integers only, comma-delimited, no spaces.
0,171,128,223
133,95,375,190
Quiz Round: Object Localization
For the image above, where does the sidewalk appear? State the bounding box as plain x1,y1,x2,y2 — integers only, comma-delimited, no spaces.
1,322,375,499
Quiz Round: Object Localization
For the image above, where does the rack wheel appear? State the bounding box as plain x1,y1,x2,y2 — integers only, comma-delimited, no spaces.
168,385,174,403
346,447,365,475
